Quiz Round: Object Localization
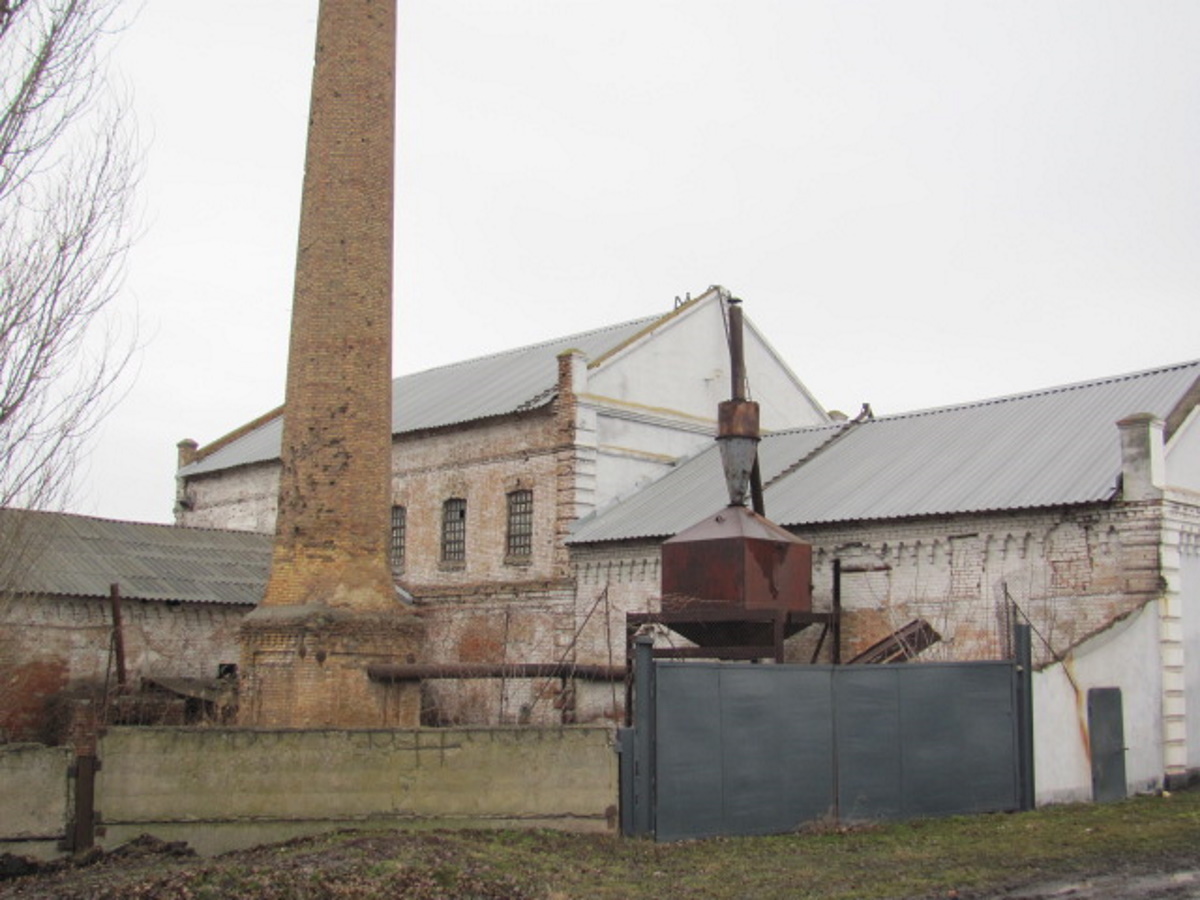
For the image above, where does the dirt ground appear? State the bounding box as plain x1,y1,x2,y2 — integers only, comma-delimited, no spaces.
4,832,1200,899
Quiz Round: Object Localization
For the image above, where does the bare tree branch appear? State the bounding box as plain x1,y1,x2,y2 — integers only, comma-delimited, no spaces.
0,0,138,516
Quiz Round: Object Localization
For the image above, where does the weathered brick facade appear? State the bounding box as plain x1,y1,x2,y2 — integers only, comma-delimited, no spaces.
0,594,245,742
239,0,422,728
566,499,1191,725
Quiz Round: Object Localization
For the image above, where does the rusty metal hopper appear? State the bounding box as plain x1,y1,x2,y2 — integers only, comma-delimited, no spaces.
662,505,812,615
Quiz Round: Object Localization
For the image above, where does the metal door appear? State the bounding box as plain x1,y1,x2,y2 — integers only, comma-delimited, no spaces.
1088,687,1127,803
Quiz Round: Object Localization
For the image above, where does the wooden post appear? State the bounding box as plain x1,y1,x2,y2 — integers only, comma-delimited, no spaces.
109,583,126,690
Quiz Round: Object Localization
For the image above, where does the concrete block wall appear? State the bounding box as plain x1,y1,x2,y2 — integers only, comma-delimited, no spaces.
1033,600,1166,803
0,743,71,850
94,726,616,854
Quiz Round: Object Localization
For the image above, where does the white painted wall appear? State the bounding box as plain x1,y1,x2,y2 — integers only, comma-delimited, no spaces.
1167,409,1200,492
577,294,827,512
1033,600,1164,805
587,294,827,434
1181,537,1200,771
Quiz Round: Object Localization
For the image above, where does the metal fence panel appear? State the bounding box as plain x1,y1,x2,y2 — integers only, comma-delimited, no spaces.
834,667,904,821
655,665,726,840
718,666,835,836
895,662,1019,817
640,657,1023,840
654,664,835,841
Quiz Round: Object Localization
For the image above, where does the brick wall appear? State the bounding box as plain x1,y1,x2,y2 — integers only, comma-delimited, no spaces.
390,407,567,588
180,464,279,533
408,577,586,726
0,594,245,742
180,407,573,589
569,501,1169,671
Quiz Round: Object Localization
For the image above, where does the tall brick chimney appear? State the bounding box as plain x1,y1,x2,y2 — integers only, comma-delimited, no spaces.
239,0,422,728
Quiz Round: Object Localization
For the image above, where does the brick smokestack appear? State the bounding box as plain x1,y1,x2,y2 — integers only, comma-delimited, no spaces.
239,0,421,728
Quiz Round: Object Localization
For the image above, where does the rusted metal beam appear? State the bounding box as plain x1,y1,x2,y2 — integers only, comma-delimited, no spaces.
628,610,835,626
847,618,941,665
366,662,626,683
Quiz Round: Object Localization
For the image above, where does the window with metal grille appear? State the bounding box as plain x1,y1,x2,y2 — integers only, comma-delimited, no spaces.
506,489,533,559
389,505,406,572
441,498,466,562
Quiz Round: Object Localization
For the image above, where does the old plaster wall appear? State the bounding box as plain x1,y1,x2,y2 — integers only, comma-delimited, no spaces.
417,583,581,726
1033,600,1165,804
0,595,245,742
566,503,1168,723
179,462,280,533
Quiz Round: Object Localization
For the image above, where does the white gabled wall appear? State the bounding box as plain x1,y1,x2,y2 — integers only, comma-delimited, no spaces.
586,291,827,433
583,292,828,512
1182,532,1200,771
1033,601,1165,805
1166,408,1200,493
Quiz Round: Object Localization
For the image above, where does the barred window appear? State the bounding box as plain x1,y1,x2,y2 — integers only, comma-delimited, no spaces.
441,498,467,563
389,505,406,573
506,489,533,559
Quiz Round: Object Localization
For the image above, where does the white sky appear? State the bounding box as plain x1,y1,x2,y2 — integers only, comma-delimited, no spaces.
76,0,1200,524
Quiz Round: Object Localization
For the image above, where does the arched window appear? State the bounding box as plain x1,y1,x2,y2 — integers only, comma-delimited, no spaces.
506,489,533,560
389,505,406,573
441,498,466,563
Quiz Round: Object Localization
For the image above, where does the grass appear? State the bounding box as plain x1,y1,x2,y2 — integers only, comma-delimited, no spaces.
6,788,1200,899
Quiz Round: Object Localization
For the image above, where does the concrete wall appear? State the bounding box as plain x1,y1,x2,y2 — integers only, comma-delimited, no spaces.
1033,600,1165,804
95,726,616,855
0,743,71,854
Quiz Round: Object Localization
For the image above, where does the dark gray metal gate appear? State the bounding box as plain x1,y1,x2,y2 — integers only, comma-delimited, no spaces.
1088,687,1127,803
621,627,1034,841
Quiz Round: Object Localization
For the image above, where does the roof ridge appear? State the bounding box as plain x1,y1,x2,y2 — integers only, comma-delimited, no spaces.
848,359,1200,426
587,288,719,369
0,506,268,539
763,407,873,489
395,313,662,380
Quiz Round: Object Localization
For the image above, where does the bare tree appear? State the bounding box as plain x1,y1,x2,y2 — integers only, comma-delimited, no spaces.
0,0,138,514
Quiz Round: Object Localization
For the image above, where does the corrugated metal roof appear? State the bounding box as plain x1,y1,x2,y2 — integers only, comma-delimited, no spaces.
0,509,270,605
181,314,660,477
570,360,1200,543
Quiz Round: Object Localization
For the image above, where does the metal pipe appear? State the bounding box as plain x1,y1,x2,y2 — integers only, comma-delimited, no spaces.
728,297,746,400
367,662,626,683
832,559,842,665
750,457,765,517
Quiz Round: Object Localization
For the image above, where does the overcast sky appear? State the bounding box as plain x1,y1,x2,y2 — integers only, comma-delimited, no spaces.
76,0,1200,524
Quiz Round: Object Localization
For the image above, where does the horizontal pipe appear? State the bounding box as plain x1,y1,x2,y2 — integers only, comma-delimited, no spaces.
367,662,627,683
